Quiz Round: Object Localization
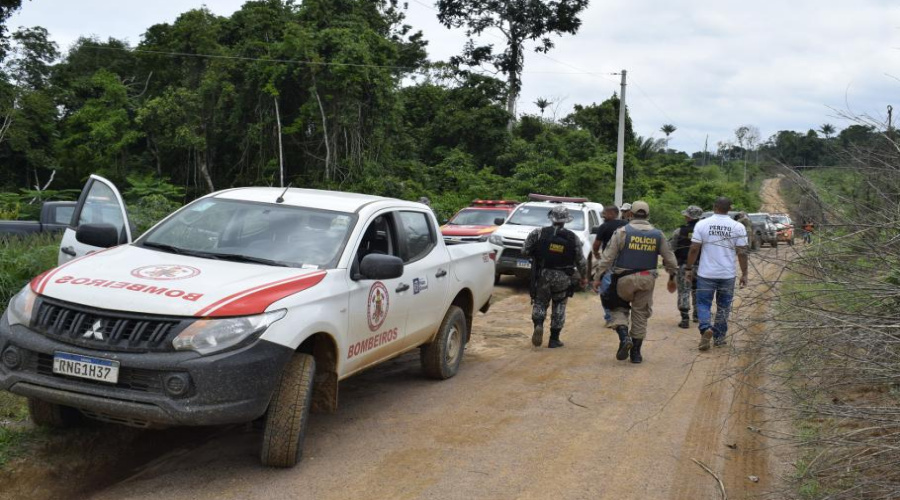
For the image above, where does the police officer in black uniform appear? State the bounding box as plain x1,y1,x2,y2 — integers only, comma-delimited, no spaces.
522,205,587,348
670,205,703,328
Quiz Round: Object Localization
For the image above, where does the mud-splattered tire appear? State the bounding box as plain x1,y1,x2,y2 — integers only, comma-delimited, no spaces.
27,398,81,428
260,353,316,468
421,306,467,380
751,234,760,251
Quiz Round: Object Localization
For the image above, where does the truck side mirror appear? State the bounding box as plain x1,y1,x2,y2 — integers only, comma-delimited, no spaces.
493,217,506,226
75,223,120,248
358,254,404,280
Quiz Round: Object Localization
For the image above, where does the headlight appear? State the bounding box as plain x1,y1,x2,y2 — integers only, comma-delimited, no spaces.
173,309,286,355
489,234,503,246
7,286,37,327
479,234,490,242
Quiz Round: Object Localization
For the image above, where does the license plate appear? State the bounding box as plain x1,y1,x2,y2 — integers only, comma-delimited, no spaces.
516,259,532,269
53,352,119,384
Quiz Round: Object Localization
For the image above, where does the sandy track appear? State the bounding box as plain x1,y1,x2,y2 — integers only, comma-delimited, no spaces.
87,250,786,500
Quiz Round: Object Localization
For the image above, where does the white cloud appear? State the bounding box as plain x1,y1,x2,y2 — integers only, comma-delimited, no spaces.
9,0,900,152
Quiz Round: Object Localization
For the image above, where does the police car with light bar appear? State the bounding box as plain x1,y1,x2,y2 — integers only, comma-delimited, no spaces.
489,194,603,283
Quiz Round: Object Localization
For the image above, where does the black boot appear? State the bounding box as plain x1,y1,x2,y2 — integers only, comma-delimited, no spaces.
548,329,564,348
678,311,690,329
692,309,699,323
615,326,632,361
531,323,543,347
630,338,643,364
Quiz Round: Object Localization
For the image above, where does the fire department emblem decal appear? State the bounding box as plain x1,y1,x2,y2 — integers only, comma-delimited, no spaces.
131,265,201,281
367,281,389,332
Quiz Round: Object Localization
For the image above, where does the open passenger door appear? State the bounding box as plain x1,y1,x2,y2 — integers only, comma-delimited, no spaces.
58,175,133,265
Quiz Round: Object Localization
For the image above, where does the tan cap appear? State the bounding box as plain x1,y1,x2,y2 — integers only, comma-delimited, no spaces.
632,200,650,215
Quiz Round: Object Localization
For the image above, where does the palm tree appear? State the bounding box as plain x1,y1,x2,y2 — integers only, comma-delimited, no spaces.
660,124,677,149
534,98,552,119
634,135,664,160
819,123,836,140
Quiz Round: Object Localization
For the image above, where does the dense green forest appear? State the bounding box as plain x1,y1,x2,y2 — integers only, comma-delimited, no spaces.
0,0,879,230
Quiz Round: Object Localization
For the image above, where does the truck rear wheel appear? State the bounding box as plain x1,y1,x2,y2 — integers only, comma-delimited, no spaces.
260,353,316,468
27,398,81,428
421,306,467,380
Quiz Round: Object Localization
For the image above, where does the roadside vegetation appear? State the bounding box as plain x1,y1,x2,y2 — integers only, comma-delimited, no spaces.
750,125,900,498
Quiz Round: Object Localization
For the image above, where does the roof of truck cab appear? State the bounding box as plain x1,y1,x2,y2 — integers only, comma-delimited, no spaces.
211,187,421,213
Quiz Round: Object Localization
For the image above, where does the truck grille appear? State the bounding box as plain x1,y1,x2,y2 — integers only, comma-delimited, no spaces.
32,298,188,353
500,237,525,250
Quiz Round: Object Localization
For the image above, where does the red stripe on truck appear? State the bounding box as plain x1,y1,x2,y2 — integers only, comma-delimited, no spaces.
33,248,113,294
195,271,327,317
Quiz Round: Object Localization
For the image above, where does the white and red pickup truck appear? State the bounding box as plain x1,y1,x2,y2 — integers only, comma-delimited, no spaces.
0,175,494,467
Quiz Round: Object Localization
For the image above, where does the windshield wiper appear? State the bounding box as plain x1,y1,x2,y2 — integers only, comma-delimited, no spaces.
142,242,205,257
203,253,294,268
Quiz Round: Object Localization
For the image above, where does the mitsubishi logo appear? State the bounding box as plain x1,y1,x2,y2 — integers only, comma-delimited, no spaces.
83,320,104,341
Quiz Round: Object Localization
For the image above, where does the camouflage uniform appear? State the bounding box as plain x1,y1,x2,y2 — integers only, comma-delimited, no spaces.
522,207,586,348
670,205,703,327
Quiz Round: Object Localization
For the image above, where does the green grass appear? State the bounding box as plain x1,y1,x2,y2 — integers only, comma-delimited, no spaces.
0,233,61,467
0,393,33,467
0,232,61,305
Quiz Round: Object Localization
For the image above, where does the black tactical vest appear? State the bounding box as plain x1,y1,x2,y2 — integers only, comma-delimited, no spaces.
538,226,578,270
614,225,663,272
674,219,698,264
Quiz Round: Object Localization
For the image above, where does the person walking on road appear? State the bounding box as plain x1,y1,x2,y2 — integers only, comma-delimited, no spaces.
522,205,587,349
620,202,634,221
593,201,678,364
802,219,815,244
593,205,628,327
685,197,749,350
670,205,703,329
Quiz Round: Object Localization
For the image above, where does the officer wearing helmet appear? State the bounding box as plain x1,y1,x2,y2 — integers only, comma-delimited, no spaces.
521,205,587,348
670,205,703,328
593,201,678,363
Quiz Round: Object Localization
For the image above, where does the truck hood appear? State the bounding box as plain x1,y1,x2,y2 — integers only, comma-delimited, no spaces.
441,225,496,237
493,224,541,241
30,245,327,318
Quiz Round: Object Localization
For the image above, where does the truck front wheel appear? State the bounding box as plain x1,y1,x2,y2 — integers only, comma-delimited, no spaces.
260,353,316,467
421,306,467,380
27,398,81,428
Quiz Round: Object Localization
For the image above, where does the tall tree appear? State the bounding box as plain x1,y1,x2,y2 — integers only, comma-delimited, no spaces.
819,123,835,140
534,97,550,119
436,0,590,129
660,123,676,149
563,93,634,151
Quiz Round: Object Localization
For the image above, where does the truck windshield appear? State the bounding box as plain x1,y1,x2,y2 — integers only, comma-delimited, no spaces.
138,198,354,269
749,214,767,223
506,206,585,231
448,209,509,226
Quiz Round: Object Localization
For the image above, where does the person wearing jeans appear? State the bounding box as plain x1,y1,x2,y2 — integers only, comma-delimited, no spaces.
684,197,749,350
695,276,735,342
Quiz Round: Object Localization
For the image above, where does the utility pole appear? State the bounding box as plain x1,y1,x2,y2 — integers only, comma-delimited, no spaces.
614,69,627,207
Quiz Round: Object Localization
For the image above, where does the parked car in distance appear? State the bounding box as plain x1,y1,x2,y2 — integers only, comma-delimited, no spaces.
441,200,519,244
0,201,76,238
769,213,795,245
748,212,778,248
489,194,602,284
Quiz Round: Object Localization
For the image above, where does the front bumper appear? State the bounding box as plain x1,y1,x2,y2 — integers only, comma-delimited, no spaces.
494,246,532,277
776,229,794,241
0,312,293,427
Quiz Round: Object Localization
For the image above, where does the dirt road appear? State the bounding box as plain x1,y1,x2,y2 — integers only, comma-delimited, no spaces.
87,275,786,498
2,183,795,500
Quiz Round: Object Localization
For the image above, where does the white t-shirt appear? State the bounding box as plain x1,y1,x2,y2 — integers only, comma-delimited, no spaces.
691,214,748,279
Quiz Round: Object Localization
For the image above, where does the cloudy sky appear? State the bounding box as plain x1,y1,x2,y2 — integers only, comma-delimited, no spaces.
9,0,900,152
